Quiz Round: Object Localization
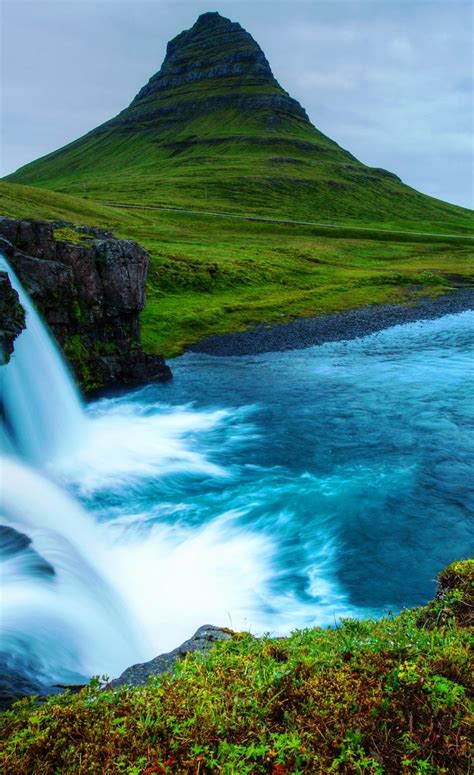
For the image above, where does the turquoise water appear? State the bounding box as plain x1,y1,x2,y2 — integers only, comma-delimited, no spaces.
76,311,473,645
2,307,473,685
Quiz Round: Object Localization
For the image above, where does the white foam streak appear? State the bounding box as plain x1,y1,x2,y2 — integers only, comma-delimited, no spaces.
0,456,143,680
54,402,230,494
106,511,275,654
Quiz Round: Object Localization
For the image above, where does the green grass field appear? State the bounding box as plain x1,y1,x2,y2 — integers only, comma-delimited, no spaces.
7,105,474,232
1,181,473,357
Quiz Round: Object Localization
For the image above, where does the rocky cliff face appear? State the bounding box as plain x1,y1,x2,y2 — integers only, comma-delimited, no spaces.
137,12,278,96
105,11,309,131
0,217,171,390
0,271,25,362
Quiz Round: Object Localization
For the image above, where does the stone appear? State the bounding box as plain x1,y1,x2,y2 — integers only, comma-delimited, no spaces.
10,251,76,303
94,239,149,312
112,625,234,688
56,242,103,306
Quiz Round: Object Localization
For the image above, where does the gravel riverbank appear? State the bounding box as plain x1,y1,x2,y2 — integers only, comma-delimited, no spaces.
189,289,474,356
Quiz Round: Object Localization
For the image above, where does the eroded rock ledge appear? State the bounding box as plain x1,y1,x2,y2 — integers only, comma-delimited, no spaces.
103,11,309,132
0,271,25,363
0,217,171,390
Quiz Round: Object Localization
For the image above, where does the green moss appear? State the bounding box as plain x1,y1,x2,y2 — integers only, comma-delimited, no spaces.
63,335,100,391
53,225,90,246
95,341,120,356
63,334,89,360
419,560,474,630
1,561,472,774
69,299,88,325
439,559,474,589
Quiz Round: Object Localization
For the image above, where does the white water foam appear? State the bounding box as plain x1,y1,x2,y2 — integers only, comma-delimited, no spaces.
0,456,143,682
55,398,231,494
50,394,363,657
0,257,361,686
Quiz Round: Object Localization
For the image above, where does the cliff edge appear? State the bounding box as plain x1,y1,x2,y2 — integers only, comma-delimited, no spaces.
0,217,171,389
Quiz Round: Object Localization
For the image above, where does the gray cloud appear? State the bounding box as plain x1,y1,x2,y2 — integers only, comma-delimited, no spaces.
1,0,472,208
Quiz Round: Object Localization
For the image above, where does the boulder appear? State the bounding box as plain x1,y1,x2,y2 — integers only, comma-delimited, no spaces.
112,625,234,688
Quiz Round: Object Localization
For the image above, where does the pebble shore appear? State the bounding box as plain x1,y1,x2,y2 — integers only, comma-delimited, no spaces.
190,289,474,356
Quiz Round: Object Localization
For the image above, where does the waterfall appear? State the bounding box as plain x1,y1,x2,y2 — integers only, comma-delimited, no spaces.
0,456,142,688
1,252,382,701
0,257,142,694
0,255,83,465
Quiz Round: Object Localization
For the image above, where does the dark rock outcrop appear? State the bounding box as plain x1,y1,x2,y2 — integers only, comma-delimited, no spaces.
0,271,25,362
0,662,44,712
112,625,234,689
0,217,171,389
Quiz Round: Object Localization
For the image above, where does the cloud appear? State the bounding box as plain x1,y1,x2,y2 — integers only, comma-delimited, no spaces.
388,37,415,65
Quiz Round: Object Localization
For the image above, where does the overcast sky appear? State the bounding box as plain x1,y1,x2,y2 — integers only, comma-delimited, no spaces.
1,0,473,208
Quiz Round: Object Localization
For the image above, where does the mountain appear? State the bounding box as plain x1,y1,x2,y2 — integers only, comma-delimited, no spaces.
6,12,471,226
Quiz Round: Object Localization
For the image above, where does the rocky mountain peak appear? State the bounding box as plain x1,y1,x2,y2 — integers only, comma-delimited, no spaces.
132,11,283,104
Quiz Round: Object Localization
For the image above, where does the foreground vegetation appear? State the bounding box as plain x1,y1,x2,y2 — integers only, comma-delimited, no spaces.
1,560,472,774
1,181,473,358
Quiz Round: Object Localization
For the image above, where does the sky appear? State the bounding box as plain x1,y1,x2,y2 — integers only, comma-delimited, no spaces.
1,0,473,209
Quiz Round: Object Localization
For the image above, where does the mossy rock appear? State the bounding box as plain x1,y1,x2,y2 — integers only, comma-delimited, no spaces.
63,335,101,391
418,559,474,629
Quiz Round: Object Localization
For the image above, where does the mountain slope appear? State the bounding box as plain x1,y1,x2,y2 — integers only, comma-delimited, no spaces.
6,12,472,228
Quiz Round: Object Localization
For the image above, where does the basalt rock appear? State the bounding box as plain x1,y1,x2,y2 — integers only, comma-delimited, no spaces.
0,271,25,362
0,216,171,389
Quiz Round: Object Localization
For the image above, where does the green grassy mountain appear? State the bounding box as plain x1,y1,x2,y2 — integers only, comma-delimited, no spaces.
6,12,472,229
2,13,473,357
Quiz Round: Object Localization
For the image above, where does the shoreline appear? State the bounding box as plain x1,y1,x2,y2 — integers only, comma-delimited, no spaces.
188,288,474,357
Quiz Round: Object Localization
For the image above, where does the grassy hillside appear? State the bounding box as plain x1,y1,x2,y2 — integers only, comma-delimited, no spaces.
5,13,473,232
2,12,473,358
1,181,473,358
1,560,472,774
8,107,473,230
